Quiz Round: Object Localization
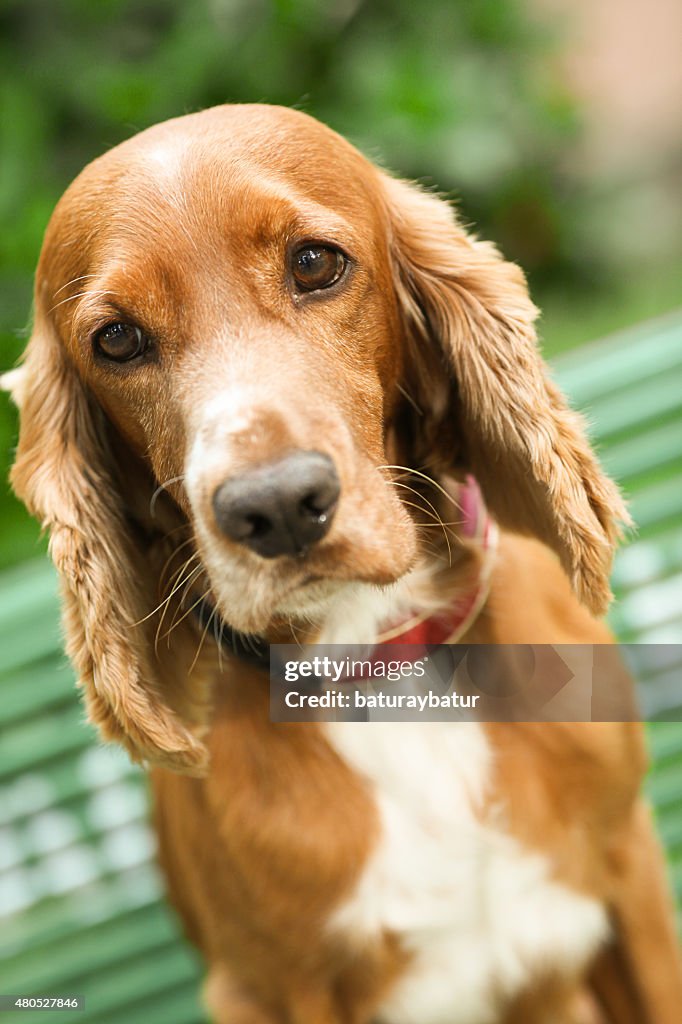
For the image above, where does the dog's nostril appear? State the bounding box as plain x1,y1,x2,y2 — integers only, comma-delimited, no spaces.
244,513,271,539
299,488,337,520
212,451,340,559
301,493,321,516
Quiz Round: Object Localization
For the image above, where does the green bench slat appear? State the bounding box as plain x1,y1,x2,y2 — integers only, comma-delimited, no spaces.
70,944,201,1021
0,747,138,828
0,559,59,620
0,771,142,835
612,528,682,592
0,706,98,782
0,657,77,727
0,946,204,1024
615,573,682,631
0,614,64,676
1,865,163,960
625,476,682,536
602,418,682,484
554,312,682,401
0,806,149,877
648,764,682,811
87,985,207,1024
647,723,682,763
1,903,181,992
577,366,682,443
659,815,682,852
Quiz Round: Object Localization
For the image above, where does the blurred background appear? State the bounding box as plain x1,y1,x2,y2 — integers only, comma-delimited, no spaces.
1,0,681,563
1,1,680,1021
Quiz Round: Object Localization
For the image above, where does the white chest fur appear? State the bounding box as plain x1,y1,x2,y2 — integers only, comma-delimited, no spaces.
326,722,608,1024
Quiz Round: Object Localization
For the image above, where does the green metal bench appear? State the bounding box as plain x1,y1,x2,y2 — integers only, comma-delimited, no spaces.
1,312,681,1023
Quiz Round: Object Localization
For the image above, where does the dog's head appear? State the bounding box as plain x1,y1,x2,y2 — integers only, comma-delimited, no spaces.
5,105,627,771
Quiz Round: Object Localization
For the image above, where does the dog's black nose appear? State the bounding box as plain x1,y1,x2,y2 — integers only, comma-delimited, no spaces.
212,451,340,558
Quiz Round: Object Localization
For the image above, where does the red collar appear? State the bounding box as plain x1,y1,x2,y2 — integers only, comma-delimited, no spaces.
377,475,497,647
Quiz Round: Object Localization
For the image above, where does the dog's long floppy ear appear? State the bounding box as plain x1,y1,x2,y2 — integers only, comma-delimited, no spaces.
4,315,208,774
384,175,629,615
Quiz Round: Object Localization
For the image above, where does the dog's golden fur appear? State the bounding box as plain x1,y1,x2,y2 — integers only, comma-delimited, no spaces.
5,105,681,1022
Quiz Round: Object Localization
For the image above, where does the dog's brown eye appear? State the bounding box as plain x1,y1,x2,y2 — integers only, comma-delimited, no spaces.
94,322,148,362
292,245,346,291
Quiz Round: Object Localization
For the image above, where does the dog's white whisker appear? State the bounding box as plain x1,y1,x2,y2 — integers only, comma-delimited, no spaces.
48,288,116,315
378,464,464,512
188,596,217,675
52,273,100,298
388,481,453,567
150,475,186,517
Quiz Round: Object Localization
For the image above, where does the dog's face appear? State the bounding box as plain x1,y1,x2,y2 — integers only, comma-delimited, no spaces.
5,105,627,771
47,106,419,632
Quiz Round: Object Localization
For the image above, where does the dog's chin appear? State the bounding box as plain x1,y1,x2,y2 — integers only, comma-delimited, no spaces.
210,575,351,636
199,525,418,636
272,577,350,619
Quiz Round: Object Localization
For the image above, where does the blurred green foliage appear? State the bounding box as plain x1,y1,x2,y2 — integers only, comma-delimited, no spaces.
1,0,679,569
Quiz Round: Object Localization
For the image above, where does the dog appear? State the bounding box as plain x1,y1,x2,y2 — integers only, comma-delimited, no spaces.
5,104,681,1023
